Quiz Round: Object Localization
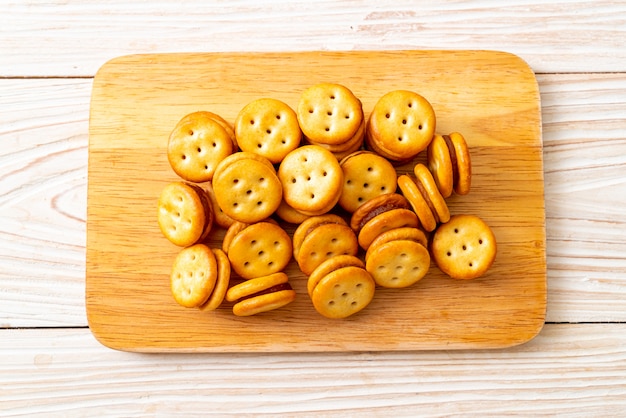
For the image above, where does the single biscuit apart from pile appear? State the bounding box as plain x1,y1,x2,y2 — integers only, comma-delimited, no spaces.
431,214,497,280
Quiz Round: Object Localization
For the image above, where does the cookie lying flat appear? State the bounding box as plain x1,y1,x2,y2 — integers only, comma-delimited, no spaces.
292,214,359,276
212,152,283,223
170,244,218,308
226,272,296,316
168,112,234,182
366,90,436,161
338,150,398,213
366,239,430,288
431,214,497,280
278,145,344,216
224,221,292,280
157,182,214,247
235,98,302,164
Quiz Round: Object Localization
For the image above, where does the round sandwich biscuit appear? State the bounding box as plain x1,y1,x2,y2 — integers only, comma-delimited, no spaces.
447,132,472,195
306,254,365,297
338,150,398,213
225,221,292,280
293,214,359,275
278,145,344,216
157,182,214,247
367,90,436,161
226,272,296,316
431,214,497,280
357,207,419,251
427,134,454,198
170,244,218,308
364,226,428,262
365,239,430,288
204,181,235,229
292,214,347,260
349,192,411,234
309,265,376,319
176,110,238,151
199,248,231,311
274,198,312,224
235,98,302,164
168,113,233,183
212,153,282,224
297,83,363,146
397,174,437,232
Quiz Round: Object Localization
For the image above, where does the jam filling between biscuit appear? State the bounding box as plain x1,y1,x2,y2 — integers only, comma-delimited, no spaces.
236,282,293,303
414,177,440,224
442,135,459,189
358,203,401,231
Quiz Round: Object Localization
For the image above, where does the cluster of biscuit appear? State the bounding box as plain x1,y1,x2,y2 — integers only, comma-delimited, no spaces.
157,83,496,319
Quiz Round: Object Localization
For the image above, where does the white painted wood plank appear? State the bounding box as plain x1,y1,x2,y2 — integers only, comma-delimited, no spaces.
1,73,625,327
1,324,625,416
1,0,625,76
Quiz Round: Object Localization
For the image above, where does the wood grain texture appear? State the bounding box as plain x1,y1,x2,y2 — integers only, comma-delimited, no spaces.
1,0,625,76
1,324,625,416
85,50,545,352
1,74,624,328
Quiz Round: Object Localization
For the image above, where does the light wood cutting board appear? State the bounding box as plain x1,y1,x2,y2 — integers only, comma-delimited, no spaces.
86,50,546,352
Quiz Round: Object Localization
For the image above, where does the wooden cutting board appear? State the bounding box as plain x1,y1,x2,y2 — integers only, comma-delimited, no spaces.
86,50,546,352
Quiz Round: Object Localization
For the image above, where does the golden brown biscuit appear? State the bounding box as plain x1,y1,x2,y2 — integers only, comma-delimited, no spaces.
292,214,347,260
367,90,436,161
364,226,428,262
168,114,233,182
235,98,302,164
427,134,454,198
277,145,344,216
413,163,450,224
204,181,235,229
157,182,214,247
225,221,292,279
226,272,296,316
274,198,312,224
177,111,238,151
199,248,231,311
212,153,282,223
349,192,411,234
431,214,497,280
397,174,437,232
297,83,363,146
365,239,430,288
357,208,419,250
447,132,472,195
310,265,375,319
306,254,365,297
338,151,398,213
293,215,359,276
170,244,218,308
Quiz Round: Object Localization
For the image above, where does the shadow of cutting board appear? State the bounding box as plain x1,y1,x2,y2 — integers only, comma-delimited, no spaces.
86,50,546,352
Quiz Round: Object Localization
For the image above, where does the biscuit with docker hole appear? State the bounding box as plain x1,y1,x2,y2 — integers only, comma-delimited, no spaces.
177,111,238,151
364,226,428,262
212,153,282,223
278,145,344,216
305,115,366,160
199,248,231,311
366,239,430,288
431,214,497,280
349,192,411,233
297,83,363,146
225,221,292,280
168,113,233,182
157,182,214,247
306,255,365,297
427,132,471,197
170,244,218,308
338,150,398,213
292,214,359,275
367,90,436,161
309,265,376,319
235,98,302,164
226,272,296,316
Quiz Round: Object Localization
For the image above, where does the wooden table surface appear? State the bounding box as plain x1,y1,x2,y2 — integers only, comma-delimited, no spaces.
1,1,625,416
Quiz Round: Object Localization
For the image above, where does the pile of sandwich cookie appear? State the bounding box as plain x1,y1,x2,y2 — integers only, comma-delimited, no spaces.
157,83,497,319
